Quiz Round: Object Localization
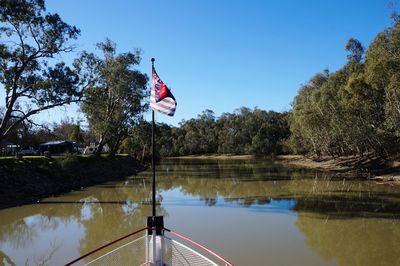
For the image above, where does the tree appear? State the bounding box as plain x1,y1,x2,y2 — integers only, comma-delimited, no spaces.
382,22,400,149
81,39,148,156
122,120,152,158
52,118,85,145
289,20,400,158
289,71,330,156
151,107,290,157
345,38,364,64
0,0,83,141
249,111,290,155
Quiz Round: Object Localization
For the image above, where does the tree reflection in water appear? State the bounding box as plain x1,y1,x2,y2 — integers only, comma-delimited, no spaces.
153,159,400,218
0,178,167,265
0,158,399,265
297,213,400,266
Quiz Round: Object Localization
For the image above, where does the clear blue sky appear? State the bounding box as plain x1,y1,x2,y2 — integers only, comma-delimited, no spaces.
2,0,396,126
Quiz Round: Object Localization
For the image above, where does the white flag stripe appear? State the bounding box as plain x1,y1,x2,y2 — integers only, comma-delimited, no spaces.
151,102,176,110
150,99,176,108
152,108,174,116
150,89,176,116
150,104,176,116
150,103,176,110
150,99,176,109
150,105,176,113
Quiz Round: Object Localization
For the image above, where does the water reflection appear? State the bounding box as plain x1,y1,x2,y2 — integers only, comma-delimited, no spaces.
297,213,400,266
0,159,399,265
0,180,166,265
152,159,400,219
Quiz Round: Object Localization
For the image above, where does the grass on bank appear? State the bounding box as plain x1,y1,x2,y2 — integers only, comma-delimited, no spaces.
0,153,130,160
0,154,136,174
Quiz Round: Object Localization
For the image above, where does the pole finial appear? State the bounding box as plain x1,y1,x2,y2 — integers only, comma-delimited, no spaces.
151,58,155,66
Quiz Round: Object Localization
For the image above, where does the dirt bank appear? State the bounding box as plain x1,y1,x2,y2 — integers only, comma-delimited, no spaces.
275,155,400,184
0,155,146,209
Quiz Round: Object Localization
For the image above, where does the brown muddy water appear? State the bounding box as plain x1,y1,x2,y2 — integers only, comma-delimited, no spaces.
0,159,399,265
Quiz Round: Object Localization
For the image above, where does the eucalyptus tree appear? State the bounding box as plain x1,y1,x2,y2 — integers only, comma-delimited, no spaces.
80,39,148,156
194,109,218,154
52,119,85,145
376,22,400,143
289,19,400,158
249,110,290,155
0,0,83,140
289,71,330,156
379,21,400,152
151,107,290,157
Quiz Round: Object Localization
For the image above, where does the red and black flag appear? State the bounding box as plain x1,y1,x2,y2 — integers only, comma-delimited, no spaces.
150,66,177,116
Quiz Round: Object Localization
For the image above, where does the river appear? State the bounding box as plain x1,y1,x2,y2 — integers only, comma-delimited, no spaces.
0,159,399,265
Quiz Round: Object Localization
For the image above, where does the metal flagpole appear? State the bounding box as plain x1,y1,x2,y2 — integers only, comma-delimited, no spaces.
151,58,156,218
151,58,157,265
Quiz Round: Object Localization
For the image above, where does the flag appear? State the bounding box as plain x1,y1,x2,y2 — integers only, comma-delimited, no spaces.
150,67,177,116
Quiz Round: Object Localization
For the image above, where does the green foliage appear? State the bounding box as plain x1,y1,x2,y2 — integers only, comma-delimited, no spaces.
289,22,400,157
52,119,85,145
0,0,82,140
80,38,148,156
120,120,151,158
58,153,79,170
68,124,85,145
125,108,290,157
345,38,364,63
249,111,290,155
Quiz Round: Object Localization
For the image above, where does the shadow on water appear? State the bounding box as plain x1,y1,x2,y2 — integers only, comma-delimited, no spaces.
1,158,400,265
293,195,400,219
37,200,154,205
146,159,400,219
296,212,400,266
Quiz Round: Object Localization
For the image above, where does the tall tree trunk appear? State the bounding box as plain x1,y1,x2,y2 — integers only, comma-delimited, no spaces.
109,140,121,157
95,135,105,156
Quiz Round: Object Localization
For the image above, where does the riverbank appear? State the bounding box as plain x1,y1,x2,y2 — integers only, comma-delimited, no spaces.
169,154,400,183
0,155,146,209
275,155,400,183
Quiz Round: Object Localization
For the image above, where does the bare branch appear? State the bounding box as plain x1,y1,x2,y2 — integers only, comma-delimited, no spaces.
2,99,82,138
11,108,27,117
25,116,48,129
19,93,40,103
28,22,41,53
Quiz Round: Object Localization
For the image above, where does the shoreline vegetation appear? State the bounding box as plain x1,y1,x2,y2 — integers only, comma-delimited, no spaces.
1,153,398,210
0,155,146,210
169,154,400,184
